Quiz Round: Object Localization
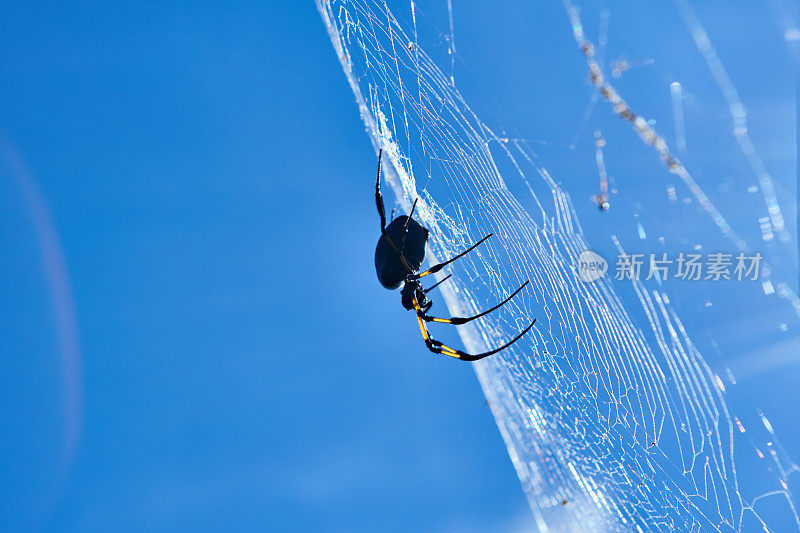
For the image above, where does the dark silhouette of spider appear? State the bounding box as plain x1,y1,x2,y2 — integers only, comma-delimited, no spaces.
373,150,536,361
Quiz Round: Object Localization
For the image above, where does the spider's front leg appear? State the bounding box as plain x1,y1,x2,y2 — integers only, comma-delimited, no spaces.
407,234,493,281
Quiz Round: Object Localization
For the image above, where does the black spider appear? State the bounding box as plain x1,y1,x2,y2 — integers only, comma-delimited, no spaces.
373,150,536,361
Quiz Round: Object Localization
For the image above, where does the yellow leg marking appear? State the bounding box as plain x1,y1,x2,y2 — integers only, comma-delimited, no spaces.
415,268,432,279
413,297,465,359
413,298,431,340
439,344,461,356
414,302,453,325
417,315,430,340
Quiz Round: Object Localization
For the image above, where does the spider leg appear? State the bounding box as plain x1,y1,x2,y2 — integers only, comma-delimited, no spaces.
412,297,536,361
375,149,387,232
407,234,493,281
374,150,415,273
420,281,529,324
414,312,536,361
399,198,418,255
423,274,452,294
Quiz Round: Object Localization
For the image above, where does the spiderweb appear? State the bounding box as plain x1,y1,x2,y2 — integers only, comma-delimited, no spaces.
316,1,800,530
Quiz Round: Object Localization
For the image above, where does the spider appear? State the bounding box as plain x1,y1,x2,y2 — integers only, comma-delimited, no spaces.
373,150,536,361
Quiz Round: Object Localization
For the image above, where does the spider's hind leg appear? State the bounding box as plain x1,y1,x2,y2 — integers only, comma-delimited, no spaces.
412,297,535,362
416,313,536,362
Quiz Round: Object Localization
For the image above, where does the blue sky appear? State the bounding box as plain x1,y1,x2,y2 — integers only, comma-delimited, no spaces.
0,2,534,531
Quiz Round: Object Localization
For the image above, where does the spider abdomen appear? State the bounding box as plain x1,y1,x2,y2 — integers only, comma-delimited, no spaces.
374,215,428,289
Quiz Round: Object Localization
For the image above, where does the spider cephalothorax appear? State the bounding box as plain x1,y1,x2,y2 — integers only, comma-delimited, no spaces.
400,279,428,312
373,149,535,361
